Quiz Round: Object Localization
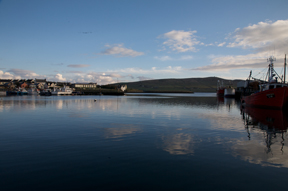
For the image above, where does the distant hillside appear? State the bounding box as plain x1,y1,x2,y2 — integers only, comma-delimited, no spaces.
114,77,243,93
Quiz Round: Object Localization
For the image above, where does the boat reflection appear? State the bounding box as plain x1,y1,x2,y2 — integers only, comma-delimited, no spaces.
217,97,239,112
241,106,288,153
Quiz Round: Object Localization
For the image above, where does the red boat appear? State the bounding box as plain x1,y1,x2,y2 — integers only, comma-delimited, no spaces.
217,88,225,96
216,80,225,96
242,56,288,109
242,85,288,109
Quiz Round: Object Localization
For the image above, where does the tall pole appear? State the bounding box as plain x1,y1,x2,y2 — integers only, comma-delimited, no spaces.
284,54,287,84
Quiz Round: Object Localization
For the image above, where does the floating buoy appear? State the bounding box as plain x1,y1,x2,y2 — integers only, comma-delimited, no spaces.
94,99,97,102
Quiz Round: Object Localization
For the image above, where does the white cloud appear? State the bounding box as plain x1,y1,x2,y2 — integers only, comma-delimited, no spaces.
154,56,172,61
69,72,121,85
48,73,67,82
6,69,45,79
180,55,193,60
108,66,183,74
154,55,193,61
193,20,288,71
67,71,85,74
67,64,90,68
217,42,226,47
109,73,122,78
227,20,288,52
193,52,268,71
137,76,153,81
55,74,66,81
100,44,144,57
160,30,200,52
201,43,214,46
0,70,14,78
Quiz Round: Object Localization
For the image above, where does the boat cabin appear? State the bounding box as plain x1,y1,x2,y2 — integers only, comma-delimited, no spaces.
260,83,287,91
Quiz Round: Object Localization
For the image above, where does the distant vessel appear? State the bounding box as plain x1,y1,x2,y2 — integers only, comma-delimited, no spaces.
51,86,72,95
6,90,17,95
17,88,28,95
27,88,39,95
224,86,235,98
120,85,127,92
40,89,52,96
0,91,6,96
216,80,225,96
241,55,288,109
217,80,235,97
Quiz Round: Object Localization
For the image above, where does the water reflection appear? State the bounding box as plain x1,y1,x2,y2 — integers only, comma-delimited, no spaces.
2,95,288,190
235,107,288,167
1,95,288,168
135,96,219,109
103,124,141,139
162,133,196,155
217,97,239,111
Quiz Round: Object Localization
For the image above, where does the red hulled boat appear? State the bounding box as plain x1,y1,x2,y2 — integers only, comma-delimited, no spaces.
241,56,288,109
217,80,225,96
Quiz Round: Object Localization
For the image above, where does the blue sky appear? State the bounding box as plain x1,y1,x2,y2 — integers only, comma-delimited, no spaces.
0,0,288,84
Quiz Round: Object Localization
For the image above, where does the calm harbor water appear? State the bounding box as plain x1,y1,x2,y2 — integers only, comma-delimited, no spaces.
1,93,288,191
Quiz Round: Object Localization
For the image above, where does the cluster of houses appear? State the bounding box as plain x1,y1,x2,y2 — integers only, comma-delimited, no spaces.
0,78,98,91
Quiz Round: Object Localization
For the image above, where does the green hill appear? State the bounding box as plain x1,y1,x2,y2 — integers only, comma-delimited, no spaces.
114,77,243,93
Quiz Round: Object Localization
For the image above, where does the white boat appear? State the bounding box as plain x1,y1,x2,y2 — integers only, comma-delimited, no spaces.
224,86,235,98
51,86,72,95
17,88,28,95
27,88,40,95
120,85,127,92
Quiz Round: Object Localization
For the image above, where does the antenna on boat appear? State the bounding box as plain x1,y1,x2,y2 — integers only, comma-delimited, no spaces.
284,54,287,84
267,56,276,83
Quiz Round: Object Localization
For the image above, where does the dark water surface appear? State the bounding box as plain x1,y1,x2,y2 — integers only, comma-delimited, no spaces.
1,94,288,191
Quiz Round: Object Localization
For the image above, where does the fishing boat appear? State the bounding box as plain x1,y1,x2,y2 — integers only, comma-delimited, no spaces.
0,90,6,96
39,89,52,96
17,88,28,95
6,90,17,95
217,80,235,97
27,88,40,95
216,80,225,96
224,86,235,98
51,86,72,95
241,55,288,109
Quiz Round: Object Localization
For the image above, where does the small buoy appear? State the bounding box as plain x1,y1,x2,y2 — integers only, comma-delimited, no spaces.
94,99,97,102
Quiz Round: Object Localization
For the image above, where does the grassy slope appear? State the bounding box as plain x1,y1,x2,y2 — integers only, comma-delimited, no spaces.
114,77,243,92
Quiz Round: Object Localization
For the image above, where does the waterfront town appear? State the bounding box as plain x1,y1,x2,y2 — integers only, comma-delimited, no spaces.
0,78,108,96
0,78,97,90
0,78,128,96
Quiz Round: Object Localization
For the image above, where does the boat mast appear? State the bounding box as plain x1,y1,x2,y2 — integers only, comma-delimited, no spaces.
267,56,276,83
284,54,287,84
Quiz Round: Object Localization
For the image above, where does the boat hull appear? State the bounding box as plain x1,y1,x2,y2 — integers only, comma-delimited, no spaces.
28,92,39,95
51,92,72,95
224,88,235,98
39,91,51,96
242,87,288,109
217,88,225,96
